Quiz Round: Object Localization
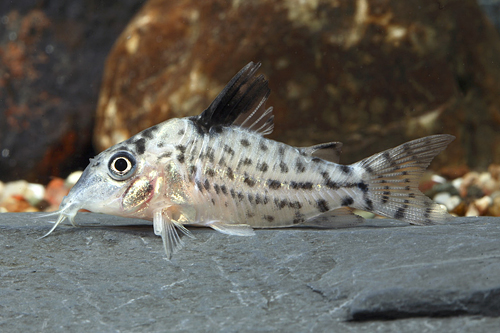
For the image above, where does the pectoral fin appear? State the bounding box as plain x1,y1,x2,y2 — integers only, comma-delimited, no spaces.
208,221,256,236
153,207,195,259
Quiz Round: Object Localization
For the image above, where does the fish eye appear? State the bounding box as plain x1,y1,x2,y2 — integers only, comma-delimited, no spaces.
108,151,136,180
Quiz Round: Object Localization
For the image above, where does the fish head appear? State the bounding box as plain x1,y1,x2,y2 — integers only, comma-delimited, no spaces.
64,147,163,217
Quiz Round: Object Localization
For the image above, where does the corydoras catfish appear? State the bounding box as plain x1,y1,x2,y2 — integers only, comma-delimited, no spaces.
42,62,455,258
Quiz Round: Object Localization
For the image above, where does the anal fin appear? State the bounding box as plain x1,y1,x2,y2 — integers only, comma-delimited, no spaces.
301,208,365,229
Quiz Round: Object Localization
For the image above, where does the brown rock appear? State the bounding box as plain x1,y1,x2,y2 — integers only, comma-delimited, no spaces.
95,0,500,170
0,1,144,183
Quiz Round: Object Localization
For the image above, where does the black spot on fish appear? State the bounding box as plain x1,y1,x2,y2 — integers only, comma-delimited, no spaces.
278,146,285,156
223,145,235,156
243,173,256,187
312,158,322,163
424,207,432,219
383,151,396,167
241,139,250,147
357,182,368,193
226,167,234,180
341,196,354,206
258,162,268,172
279,161,289,173
402,171,408,175
316,199,329,213
158,152,172,160
267,179,281,190
394,207,405,219
211,198,216,205
296,160,306,173
240,158,252,166
134,138,146,155
214,184,220,195
263,196,269,204
264,215,275,222
293,211,305,224
321,172,339,190
218,156,226,167
177,128,185,136
230,189,236,199
405,178,410,183
340,165,351,174
248,194,254,203
246,211,255,218
157,142,164,148
301,182,314,190
382,196,389,204
176,145,186,153
141,125,159,139
255,194,262,205
204,179,210,190
204,147,215,163
365,198,374,211
196,180,204,193
220,185,228,195
409,193,416,199
405,186,411,191
290,181,314,190
274,198,288,209
177,154,185,163
260,142,268,151
289,201,302,209
364,165,374,174
206,168,215,177
237,192,244,202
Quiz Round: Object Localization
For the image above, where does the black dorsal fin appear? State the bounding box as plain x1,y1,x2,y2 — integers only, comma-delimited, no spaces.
299,142,343,163
191,62,274,135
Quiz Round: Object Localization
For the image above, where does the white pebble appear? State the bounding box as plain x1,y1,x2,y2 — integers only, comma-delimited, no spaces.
431,174,447,184
26,183,45,206
433,192,450,205
445,195,461,211
465,204,479,217
451,177,463,192
65,171,83,188
1,180,29,202
474,196,492,214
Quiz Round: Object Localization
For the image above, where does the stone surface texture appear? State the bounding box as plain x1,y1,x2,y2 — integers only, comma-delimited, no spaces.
0,0,144,183
95,0,500,170
0,213,499,331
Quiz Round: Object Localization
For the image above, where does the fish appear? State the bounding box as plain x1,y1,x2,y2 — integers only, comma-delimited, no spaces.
41,62,455,258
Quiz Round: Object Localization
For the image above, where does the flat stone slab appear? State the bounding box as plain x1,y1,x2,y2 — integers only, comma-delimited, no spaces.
0,213,499,331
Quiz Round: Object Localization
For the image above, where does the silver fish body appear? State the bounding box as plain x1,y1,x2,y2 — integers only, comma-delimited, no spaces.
43,62,454,258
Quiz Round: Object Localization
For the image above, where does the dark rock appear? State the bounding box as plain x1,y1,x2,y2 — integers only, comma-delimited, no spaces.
0,213,499,330
0,0,144,183
479,0,500,31
95,0,500,170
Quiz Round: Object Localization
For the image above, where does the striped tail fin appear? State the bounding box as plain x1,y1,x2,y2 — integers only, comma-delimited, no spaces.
354,134,455,225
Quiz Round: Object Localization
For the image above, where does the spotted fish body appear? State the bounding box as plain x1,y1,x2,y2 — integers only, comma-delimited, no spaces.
43,62,454,258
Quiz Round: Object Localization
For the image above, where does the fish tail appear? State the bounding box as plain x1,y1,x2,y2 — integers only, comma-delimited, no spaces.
353,134,455,225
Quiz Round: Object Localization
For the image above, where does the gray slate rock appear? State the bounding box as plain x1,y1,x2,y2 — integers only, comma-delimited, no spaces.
0,213,499,332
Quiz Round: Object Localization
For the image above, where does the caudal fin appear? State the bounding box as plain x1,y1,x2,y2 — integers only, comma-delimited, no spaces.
354,134,455,225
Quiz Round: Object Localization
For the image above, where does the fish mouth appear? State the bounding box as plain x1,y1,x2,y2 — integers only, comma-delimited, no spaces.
38,198,83,239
